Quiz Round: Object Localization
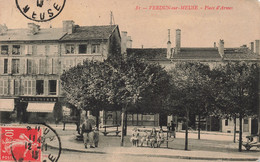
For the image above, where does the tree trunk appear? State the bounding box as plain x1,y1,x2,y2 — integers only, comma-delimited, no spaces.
121,108,126,146
95,110,100,129
185,109,189,150
233,115,236,143
198,114,201,140
239,115,243,152
123,111,127,136
76,109,81,134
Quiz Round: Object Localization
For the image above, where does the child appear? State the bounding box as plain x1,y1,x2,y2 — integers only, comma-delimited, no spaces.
149,128,157,148
139,130,149,147
130,128,139,147
157,129,165,148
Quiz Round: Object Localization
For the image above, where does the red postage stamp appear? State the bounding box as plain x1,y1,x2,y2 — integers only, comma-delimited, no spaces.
0,126,42,162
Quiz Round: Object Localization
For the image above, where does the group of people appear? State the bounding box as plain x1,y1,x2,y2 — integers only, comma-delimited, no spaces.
130,128,166,148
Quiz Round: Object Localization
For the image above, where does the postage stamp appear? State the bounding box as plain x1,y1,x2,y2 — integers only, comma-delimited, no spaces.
0,124,61,162
15,0,66,22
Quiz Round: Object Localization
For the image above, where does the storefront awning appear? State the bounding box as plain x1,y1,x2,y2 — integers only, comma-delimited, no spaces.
0,99,14,112
27,102,55,113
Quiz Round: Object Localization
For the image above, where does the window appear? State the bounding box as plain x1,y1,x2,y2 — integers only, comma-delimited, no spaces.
91,44,100,53
39,59,45,74
14,80,20,95
36,80,44,95
244,119,248,124
1,45,8,55
12,59,20,74
65,44,75,54
49,80,57,95
0,80,8,95
24,80,35,95
27,59,33,74
12,45,20,55
25,45,33,55
79,44,87,54
225,119,228,126
4,59,8,74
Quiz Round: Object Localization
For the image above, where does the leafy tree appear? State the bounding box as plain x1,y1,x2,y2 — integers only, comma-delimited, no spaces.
106,55,171,145
212,62,258,151
61,55,172,146
168,62,212,150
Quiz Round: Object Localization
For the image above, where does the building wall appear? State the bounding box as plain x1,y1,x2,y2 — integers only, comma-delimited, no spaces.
221,118,251,134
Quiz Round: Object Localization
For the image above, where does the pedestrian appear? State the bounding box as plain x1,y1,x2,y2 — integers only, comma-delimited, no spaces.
170,120,176,138
81,117,94,148
149,128,157,148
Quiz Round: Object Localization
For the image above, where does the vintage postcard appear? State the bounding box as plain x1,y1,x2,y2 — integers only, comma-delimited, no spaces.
0,0,259,162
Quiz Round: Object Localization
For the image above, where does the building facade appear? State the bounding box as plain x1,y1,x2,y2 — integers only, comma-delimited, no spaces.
127,29,260,133
0,21,121,123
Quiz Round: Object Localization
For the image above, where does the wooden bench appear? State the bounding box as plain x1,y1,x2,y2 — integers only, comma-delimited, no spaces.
101,124,121,136
62,118,78,131
136,128,174,148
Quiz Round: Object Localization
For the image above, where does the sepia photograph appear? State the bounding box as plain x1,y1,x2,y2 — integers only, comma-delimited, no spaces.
0,0,259,161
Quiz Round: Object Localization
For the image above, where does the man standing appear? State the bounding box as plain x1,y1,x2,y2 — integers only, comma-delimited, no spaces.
170,120,176,138
81,117,94,148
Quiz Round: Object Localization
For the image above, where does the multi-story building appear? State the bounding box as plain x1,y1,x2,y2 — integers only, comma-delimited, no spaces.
127,29,259,133
0,21,121,123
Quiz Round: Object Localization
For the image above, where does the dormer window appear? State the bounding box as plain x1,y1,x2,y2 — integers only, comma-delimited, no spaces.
12,45,21,55
91,44,100,53
79,44,87,54
1,45,8,55
65,44,75,54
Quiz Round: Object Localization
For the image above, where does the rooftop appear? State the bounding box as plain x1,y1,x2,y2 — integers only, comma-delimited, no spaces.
127,47,259,61
61,25,118,41
0,25,118,42
0,28,65,41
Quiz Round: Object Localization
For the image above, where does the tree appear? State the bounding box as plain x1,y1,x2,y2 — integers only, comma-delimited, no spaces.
61,55,172,146
212,62,258,152
60,60,113,132
168,62,212,150
106,55,171,146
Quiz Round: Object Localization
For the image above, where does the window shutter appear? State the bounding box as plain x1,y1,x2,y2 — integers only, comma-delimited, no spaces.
32,45,37,55
61,44,65,55
20,80,24,95
8,58,11,74
32,80,36,95
20,58,24,74
0,80,3,95
20,45,24,55
0,58,4,74
10,79,14,95
44,80,48,95
24,80,28,95
4,80,8,95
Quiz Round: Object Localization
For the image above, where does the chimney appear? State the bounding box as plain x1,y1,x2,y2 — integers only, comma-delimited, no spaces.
63,20,75,34
0,24,8,35
175,29,181,54
214,42,217,48
218,39,224,57
255,40,260,55
250,42,254,52
28,23,40,35
167,29,172,59
121,31,128,54
126,36,132,48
